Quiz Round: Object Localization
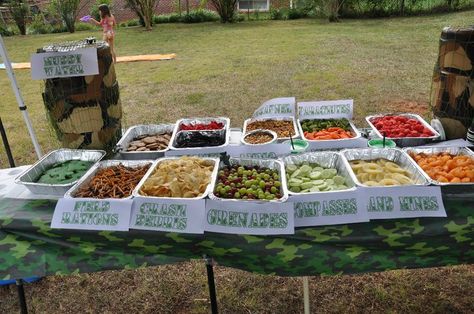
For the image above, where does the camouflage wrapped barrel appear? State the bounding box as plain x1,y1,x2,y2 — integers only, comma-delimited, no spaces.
431,27,474,139
40,40,122,153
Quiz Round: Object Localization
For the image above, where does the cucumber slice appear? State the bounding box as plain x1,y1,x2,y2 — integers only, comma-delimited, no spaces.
291,169,301,178
286,164,297,174
309,171,322,179
321,169,337,179
309,186,320,192
299,165,312,175
301,182,314,190
333,175,345,185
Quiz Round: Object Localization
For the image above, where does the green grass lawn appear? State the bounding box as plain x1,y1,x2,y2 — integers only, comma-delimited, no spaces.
2,10,474,166
1,12,474,313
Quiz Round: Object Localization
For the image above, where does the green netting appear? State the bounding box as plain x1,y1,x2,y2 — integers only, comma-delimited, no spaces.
39,39,122,155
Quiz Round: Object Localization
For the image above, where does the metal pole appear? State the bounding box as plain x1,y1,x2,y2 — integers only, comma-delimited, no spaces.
204,256,218,314
303,277,310,314
0,34,43,159
0,117,15,167
15,279,28,314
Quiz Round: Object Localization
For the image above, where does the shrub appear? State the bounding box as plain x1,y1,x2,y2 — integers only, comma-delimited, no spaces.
209,0,238,23
168,13,182,22
153,14,173,24
51,25,68,33
75,22,96,31
236,13,245,21
287,7,305,19
7,0,29,35
183,9,219,23
0,24,17,36
270,8,286,20
126,19,140,26
28,13,52,34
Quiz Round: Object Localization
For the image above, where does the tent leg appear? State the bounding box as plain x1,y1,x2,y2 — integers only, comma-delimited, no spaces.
15,279,28,314
204,256,218,314
303,276,310,314
0,117,15,167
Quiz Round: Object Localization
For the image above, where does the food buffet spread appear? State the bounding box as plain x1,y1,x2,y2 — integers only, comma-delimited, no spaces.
11,98,472,235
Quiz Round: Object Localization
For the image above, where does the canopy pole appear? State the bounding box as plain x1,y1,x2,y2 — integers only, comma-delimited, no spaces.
0,34,42,159
303,276,310,314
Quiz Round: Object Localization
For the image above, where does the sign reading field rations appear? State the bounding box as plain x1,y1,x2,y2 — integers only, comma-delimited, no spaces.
51,198,132,231
298,99,353,119
31,47,99,80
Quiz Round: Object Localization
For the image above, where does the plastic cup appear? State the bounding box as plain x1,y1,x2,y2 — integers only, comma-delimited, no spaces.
283,139,309,154
367,139,396,148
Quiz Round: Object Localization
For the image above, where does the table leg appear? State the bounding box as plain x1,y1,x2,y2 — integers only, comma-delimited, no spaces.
15,279,28,314
0,117,15,167
303,276,310,314
204,256,218,314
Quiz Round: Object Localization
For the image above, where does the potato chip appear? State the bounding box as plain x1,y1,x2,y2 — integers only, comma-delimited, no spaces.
139,156,215,198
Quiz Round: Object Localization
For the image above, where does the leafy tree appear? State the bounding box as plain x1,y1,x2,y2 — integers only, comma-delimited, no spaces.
7,0,29,35
209,0,238,23
51,0,89,33
124,0,158,30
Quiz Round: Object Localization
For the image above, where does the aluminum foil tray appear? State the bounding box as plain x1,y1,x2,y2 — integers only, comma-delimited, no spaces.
340,148,429,187
15,149,105,196
115,124,175,159
366,113,440,147
282,152,356,196
242,116,300,142
132,157,219,200
404,146,474,186
169,117,230,151
65,160,153,199
297,118,362,143
209,158,289,203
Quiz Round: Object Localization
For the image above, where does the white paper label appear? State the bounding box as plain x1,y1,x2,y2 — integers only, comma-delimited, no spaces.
359,186,446,219
130,197,205,234
290,189,369,227
298,100,353,119
51,198,132,231
305,137,368,151
226,143,291,159
31,48,99,80
252,97,296,118
205,200,294,235
165,146,226,158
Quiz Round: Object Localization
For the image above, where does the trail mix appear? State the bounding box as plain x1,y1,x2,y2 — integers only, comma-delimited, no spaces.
246,119,295,138
244,131,275,144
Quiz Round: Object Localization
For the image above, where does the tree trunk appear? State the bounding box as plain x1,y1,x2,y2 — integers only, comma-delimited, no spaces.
186,0,189,14
400,0,405,16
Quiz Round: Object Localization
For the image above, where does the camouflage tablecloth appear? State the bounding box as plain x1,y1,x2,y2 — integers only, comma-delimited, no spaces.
0,195,473,279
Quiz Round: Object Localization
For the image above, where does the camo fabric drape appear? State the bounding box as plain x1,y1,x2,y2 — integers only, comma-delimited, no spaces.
0,195,473,279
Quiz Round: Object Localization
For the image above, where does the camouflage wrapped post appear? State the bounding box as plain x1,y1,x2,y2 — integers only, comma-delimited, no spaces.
40,40,122,153
431,27,474,139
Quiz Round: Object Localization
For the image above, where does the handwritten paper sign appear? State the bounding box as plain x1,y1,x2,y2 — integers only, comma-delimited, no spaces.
252,97,296,119
205,199,294,235
165,146,226,158
289,189,369,227
226,143,291,159
298,100,353,119
31,48,99,80
130,197,205,234
51,198,132,231
358,186,446,219
305,137,368,151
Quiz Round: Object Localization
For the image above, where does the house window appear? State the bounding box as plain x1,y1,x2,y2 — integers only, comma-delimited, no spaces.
238,0,269,11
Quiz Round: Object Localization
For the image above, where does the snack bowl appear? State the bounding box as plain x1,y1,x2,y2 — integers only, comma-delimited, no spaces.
241,129,278,146
403,146,474,186
209,158,289,203
115,124,174,159
340,148,429,187
242,116,300,142
132,157,220,200
366,113,440,147
282,152,356,196
65,160,153,199
169,117,230,150
15,149,105,196
297,118,362,142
